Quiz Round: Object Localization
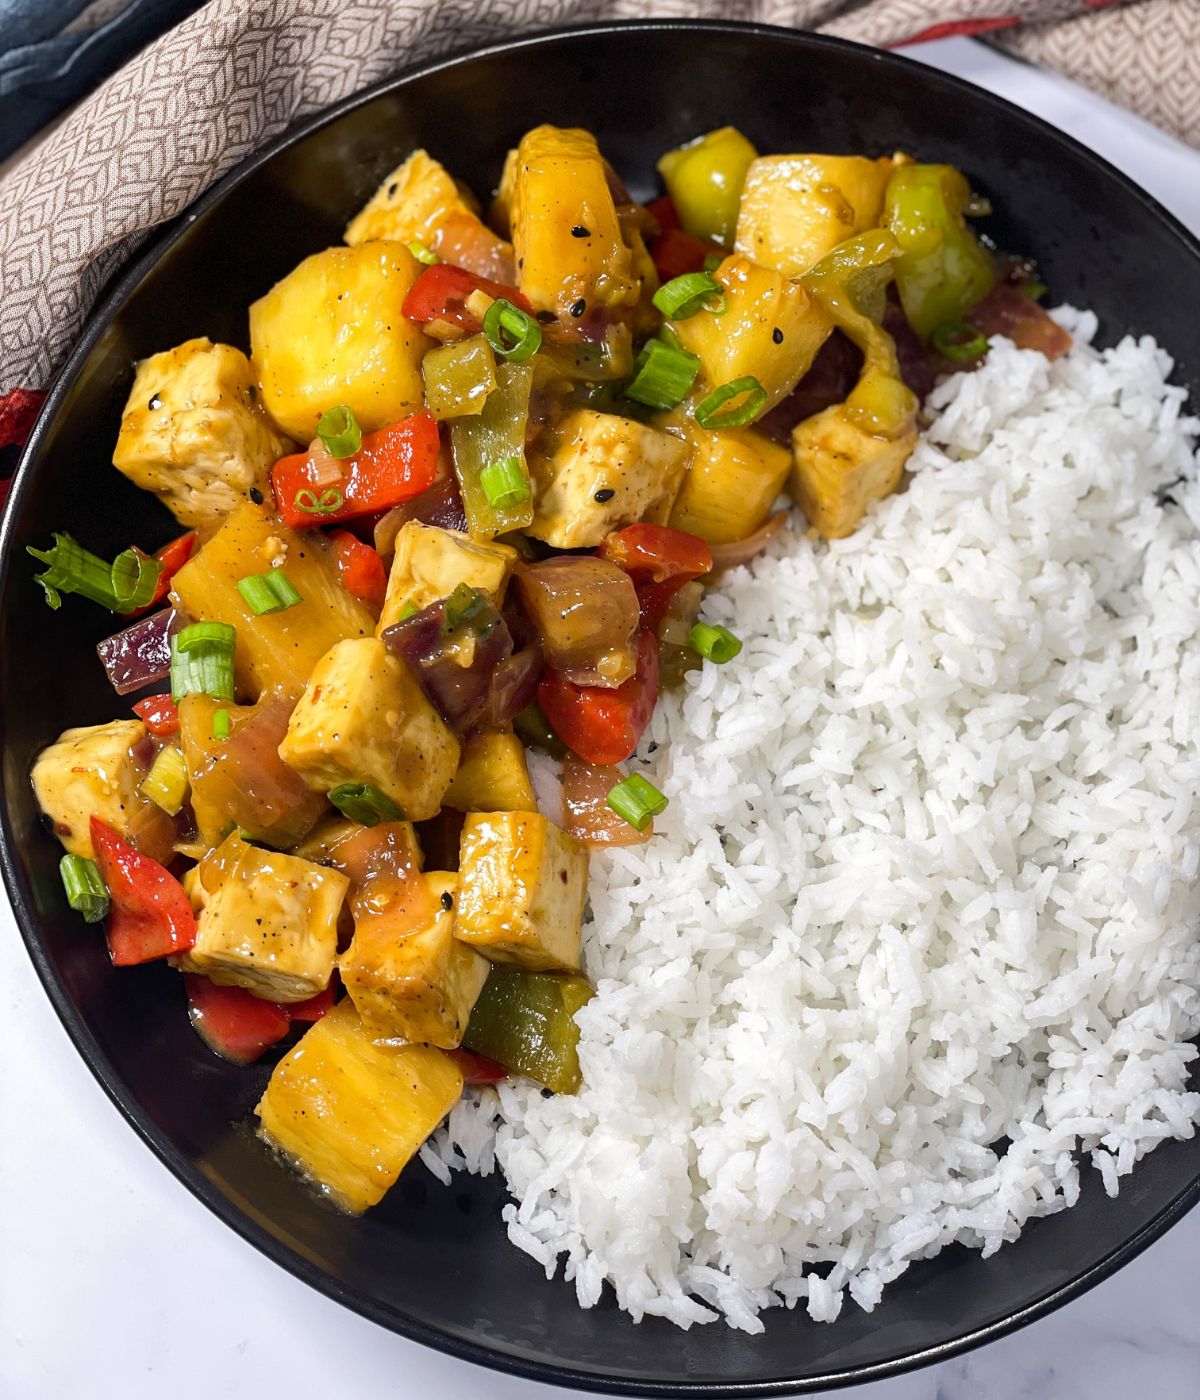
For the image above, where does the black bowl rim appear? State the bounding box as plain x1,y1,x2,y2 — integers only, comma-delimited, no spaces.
3,18,1199,1397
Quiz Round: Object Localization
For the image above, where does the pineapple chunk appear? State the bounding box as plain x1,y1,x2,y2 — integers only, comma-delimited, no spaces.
256,997,463,1213
455,811,587,972
177,833,347,1001
443,728,537,813
735,154,896,277
32,720,176,863
345,149,515,283
377,521,517,635
668,426,791,545
249,243,430,442
671,255,832,416
340,872,490,1047
508,125,639,319
791,407,917,539
527,408,690,549
278,636,459,821
170,501,373,700
112,338,291,530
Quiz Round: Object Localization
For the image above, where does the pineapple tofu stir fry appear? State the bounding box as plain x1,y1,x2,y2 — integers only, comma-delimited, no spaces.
29,122,1064,1214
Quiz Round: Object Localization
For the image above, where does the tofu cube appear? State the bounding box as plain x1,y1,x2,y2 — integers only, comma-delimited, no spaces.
527,408,690,549
256,998,464,1213
32,719,176,864
278,637,459,821
112,338,291,530
442,728,537,814
340,872,490,1047
177,833,348,1002
377,521,517,635
455,811,587,972
791,407,917,539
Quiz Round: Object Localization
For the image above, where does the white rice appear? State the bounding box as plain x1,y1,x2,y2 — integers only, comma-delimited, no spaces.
430,309,1200,1330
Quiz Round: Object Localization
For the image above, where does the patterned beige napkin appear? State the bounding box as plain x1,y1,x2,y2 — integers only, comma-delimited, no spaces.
1,0,1196,435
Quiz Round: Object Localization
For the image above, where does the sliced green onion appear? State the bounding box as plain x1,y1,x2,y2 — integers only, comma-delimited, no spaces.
316,404,362,459
171,622,236,702
59,854,109,924
652,271,723,320
141,744,189,816
625,339,701,411
236,568,302,616
442,582,494,636
689,622,743,664
605,774,669,831
479,455,531,511
398,599,419,621
694,376,768,430
931,321,988,362
293,486,345,515
328,782,404,827
408,239,439,265
212,709,231,741
1021,279,1048,301
27,534,162,614
703,253,723,274
482,299,542,363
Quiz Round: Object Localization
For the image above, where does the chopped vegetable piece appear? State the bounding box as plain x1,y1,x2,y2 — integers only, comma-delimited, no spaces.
658,126,757,244
316,404,363,459
287,980,338,1023
185,974,291,1065
329,782,405,827
689,621,742,663
408,240,439,265
402,263,533,334
462,966,593,1094
90,816,196,966
140,743,189,815
450,361,535,539
236,568,303,616
330,530,388,613
441,583,495,637
421,335,497,420
479,455,532,510
59,854,109,923
646,194,680,235
132,694,180,736
212,708,231,740
965,284,1072,360
563,757,655,846
694,376,768,430
131,531,195,617
516,556,639,687
27,534,162,614
625,339,701,410
374,477,469,554
482,298,542,362
649,227,724,283
538,627,660,766
597,523,713,629
606,772,669,830
652,271,724,320
271,411,440,529
98,608,178,696
170,621,236,702
446,1047,508,1085
931,321,989,361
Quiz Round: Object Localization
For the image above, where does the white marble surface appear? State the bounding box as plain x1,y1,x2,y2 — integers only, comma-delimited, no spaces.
3,31,1199,1400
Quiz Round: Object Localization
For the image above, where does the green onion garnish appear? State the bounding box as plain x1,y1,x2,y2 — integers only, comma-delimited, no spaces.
141,744,189,816
316,404,362,459
482,299,542,363
59,854,109,924
442,582,494,636
236,568,302,616
694,376,768,430
398,600,419,621
27,534,163,614
652,271,723,320
1021,279,1047,300
931,321,988,362
605,774,669,831
293,486,345,515
171,622,236,702
625,339,701,411
408,239,439,265
212,709,231,741
689,622,743,664
479,455,532,511
703,253,723,274
328,782,404,827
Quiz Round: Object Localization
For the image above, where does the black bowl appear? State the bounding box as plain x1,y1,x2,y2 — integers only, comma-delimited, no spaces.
3,20,1198,1396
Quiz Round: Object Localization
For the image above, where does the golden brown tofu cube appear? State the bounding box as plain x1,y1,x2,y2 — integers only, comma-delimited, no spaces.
442,728,537,814
790,407,917,539
31,719,176,863
112,338,291,530
256,998,464,1213
668,426,791,545
340,872,490,1047
376,521,517,635
278,636,460,821
527,408,690,549
455,811,587,972
177,833,348,1002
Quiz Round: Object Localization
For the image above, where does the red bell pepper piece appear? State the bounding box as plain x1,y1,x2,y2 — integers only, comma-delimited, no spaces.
538,629,660,766
401,264,533,333
597,524,713,629
90,817,196,967
132,693,180,737
330,529,388,612
271,412,440,529
448,1048,509,1085
130,530,196,616
649,227,724,283
646,195,680,236
184,975,291,1064
286,981,338,1023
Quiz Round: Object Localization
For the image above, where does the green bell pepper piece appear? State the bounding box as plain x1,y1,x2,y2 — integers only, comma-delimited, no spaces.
421,334,497,420
449,361,534,539
463,967,593,1093
657,126,757,246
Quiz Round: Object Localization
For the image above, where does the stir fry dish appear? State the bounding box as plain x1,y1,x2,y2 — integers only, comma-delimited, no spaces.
28,125,1067,1214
